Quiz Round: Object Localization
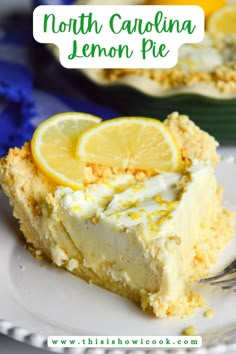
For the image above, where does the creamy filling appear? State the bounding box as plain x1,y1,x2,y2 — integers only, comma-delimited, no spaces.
55,161,220,299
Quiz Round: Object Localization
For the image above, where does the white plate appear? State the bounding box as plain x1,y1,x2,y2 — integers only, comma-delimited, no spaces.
0,158,236,354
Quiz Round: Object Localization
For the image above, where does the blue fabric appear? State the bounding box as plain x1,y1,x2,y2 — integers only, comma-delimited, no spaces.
34,0,75,5
0,11,119,157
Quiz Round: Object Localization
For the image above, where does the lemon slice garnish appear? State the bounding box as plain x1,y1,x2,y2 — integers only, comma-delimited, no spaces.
146,0,225,19
31,112,101,189
207,5,236,34
76,117,181,172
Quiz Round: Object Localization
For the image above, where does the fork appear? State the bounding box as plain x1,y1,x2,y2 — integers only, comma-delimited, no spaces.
199,259,236,290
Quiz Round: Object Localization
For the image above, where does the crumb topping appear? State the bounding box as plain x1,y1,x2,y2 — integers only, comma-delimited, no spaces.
182,325,197,336
164,112,219,166
103,64,236,94
203,309,216,319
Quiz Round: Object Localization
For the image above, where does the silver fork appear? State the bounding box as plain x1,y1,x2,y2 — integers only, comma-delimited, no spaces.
199,259,236,290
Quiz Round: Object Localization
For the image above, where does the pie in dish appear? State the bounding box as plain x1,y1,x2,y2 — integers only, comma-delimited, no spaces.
0,112,233,318
103,33,236,95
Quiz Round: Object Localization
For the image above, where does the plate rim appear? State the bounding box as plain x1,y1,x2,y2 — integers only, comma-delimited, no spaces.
0,318,236,354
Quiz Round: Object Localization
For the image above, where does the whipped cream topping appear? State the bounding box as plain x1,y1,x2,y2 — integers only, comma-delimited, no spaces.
56,174,135,219
177,34,236,72
105,172,181,215
178,35,223,72
56,171,182,231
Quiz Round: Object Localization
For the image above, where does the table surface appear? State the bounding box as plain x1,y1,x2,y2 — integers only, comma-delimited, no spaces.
0,0,236,353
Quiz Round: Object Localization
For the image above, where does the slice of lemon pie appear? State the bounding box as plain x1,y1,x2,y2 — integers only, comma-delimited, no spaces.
0,111,233,318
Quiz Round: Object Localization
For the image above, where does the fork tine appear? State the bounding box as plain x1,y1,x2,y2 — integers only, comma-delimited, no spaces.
199,272,230,283
199,259,236,283
222,283,236,290
210,276,236,286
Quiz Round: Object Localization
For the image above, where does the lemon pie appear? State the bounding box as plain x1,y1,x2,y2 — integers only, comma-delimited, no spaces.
0,112,233,318
104,1,236,95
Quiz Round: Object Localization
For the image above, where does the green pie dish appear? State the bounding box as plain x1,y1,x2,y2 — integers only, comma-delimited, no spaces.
76,68,236,144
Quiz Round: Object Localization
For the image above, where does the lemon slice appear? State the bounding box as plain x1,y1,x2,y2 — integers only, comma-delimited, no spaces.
31,112,101,189
147,0,225,19
76,117,181,172
207,5,236,33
